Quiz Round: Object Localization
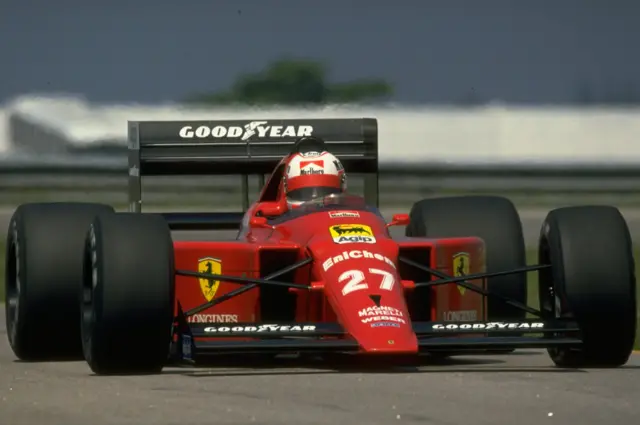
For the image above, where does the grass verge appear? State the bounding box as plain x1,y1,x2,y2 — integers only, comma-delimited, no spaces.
0,243,637,349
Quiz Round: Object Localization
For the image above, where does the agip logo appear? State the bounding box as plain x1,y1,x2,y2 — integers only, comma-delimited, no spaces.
198,257,222,302
329,224,376,244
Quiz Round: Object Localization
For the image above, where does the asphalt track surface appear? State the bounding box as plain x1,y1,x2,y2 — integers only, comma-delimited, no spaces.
1,307,639,425
2,207,640,424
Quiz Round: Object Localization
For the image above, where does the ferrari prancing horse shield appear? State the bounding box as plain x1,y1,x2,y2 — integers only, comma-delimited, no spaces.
452,252,470,296
198,257,222,302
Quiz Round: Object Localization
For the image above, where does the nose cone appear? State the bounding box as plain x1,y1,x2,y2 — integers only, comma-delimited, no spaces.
309,240,418,354
355,304,418,353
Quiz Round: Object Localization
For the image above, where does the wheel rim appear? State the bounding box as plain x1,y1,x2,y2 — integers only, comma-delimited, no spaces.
539,237,573,358
6,224,21,345
81,225,97,362
538,239,554,316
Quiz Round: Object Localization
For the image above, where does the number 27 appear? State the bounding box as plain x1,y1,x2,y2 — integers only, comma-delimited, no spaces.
339,268,395,296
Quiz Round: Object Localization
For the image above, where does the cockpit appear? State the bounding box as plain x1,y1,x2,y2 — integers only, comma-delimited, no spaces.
267,193,384,224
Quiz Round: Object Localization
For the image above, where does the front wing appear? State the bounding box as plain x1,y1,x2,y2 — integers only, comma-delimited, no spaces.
173,319,582,362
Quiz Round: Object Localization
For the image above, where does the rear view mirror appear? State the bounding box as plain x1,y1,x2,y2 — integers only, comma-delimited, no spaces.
249,216,272,229
387,213,410,228
256,203,282,218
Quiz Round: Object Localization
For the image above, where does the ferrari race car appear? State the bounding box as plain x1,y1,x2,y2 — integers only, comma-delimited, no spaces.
4,118,637,375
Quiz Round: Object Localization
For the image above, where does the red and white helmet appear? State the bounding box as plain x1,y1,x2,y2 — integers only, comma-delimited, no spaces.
283,150,347,208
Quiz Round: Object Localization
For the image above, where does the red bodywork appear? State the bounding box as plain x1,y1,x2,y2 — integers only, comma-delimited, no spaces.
173,155,487,355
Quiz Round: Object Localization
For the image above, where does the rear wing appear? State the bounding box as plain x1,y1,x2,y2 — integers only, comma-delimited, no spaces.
127,118,379,212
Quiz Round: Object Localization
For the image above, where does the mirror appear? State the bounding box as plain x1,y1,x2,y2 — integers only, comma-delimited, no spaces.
387,213,410,228
249,216,272,229
256,202,282,218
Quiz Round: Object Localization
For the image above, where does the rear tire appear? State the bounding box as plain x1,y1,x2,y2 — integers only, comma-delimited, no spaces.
407,195,528,322
539,206,636,368
407,196,528,355
5,202,114,361
81,213,175,375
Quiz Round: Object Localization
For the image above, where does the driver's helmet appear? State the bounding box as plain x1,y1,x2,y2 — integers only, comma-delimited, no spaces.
283,151,347,209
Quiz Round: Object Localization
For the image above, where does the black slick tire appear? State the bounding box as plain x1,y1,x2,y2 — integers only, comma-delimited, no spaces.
406,196,528,322
406,196,528,354
81,212,174,375
4,202,114,361
539,206,636,368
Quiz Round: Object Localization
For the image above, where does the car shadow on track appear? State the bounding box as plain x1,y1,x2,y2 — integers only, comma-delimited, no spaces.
13,357,85,364
157,352,592,378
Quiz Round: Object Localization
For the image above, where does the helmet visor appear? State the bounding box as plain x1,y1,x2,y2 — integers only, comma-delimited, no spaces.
287,186,342,203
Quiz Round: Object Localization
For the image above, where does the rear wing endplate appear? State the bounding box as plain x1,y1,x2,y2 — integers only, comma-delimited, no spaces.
127,118,379,212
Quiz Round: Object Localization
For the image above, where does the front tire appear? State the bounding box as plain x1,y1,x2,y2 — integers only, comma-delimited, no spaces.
539,206,636,368
5,202,114,361
81,212,175,375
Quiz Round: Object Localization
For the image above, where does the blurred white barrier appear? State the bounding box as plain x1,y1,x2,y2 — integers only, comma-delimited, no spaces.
4,94,640,164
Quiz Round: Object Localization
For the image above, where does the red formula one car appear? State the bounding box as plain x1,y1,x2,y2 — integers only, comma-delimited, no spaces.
4,118,637,375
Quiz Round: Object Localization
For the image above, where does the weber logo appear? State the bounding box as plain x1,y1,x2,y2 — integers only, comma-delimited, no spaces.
178,121,314,141
204,324,317,333
360,306,407,325
432,321,545,331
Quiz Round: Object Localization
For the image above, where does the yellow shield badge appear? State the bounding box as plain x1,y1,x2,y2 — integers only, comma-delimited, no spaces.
329,224,376,244
452,252,470,296
198,257,222,302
